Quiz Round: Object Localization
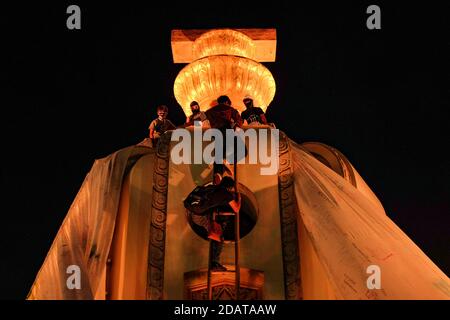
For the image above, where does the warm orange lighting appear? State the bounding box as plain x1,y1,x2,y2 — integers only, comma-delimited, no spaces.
192,29,256,60
173,29,276,115
174,55,275,114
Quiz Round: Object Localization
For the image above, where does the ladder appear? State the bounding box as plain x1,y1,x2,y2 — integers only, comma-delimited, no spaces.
207,137,240,300
206,209,240,300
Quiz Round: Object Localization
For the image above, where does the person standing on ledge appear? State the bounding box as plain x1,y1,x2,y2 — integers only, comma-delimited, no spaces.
241,96,268,126
180,101,209,128
149,104,176,148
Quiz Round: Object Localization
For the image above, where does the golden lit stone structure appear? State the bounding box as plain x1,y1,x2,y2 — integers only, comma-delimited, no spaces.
172,29,277,114
28,28,450,301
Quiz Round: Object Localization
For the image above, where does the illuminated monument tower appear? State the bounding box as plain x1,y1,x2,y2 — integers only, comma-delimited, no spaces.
172,29,276,114
28,29,450,300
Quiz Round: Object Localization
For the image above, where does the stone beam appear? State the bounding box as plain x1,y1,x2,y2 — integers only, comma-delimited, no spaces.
171,28,277,63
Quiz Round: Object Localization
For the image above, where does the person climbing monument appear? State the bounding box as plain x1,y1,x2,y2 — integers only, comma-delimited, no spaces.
184,176,241,271
204,95,243,183
148,104,176,147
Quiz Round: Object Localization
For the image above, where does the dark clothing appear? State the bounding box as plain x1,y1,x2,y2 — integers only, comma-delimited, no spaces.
241,107,265,125
178,111,208,128
185,184,236,264
149,118,175,147
190,104,241,266
211,241,224,264
205,104,244,171
180,111,208,128
149,118,176,135
184,184,235,216
188,111,207,123
204,103,243,131
190,213,225,264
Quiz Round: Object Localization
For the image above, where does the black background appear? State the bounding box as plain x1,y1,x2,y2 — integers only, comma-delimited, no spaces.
2,2,449,299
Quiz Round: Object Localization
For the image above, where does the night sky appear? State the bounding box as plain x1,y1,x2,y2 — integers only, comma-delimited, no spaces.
2,2,449,299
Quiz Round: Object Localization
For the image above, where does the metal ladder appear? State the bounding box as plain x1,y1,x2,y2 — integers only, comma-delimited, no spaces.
206,208,240,300
207,140,240,300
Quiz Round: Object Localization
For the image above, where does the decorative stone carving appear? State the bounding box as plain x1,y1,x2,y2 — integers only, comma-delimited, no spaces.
192,285,260,300
146,132,172,300
147,130,302,300
277,131,302,300
301,142,357,187
184,267,264,300
192,29,257,60
173,29,276,115
174,55,276,115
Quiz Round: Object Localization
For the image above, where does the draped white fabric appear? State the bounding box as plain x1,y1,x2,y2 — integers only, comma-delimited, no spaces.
27,136,449,300
27,146,154,300
291,140,450,299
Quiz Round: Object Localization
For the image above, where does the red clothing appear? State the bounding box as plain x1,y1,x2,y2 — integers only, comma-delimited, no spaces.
204,103,243,130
